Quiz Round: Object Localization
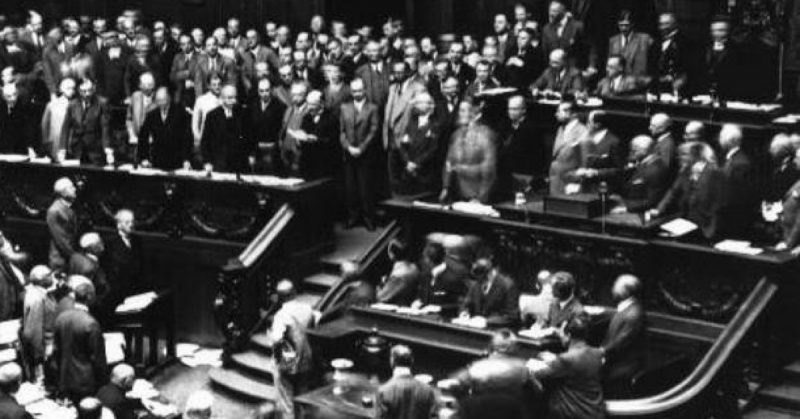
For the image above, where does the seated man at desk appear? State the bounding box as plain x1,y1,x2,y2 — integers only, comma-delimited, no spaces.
618,135,671,214
531,49,586,98
594,55,644,98
412,241,468,314
377,239,420,306
459,257,519,328
530,271,583,333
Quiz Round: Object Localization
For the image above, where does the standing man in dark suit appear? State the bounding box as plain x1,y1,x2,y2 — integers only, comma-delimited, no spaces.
376,345,438,419
448,42,475,92
493,14,516,62
608,10,654,78
47,178,78,272
0,363,32,419
96,364,136,419
42,27,70,99
542,0,594,72
601,274,646,397
648,113,676,175
62,78,113,166
69,233,110,316
169,34,198,109
249,78,287,174
292,50,324,91
354,40,390,112
497,95,546,198
460,257,520,328
530,315,605,419
568,110,623,193
123,36,162,98
701,16,742,100
297,90,339,180
655,12,695,97
201,84,254,173
103,209,144,317
549,101,587,195
340,78,381,229
96,34,129,112
504,28,545,90
620,135,671,213
0,84,35,155
53,280,108,405
718,124,759,237
138,87,192,170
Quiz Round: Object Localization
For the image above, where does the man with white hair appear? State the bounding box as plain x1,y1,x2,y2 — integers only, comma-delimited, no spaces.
68,232,110,313
103,208,144,314
531,48,586,97
648,113,676,173
0,362,29,419
718,124,758,237
184,390,213,419
280,81,310,173
389,91,442,198
47,178,78,271
601,274,646,397
0,83,35,156
201,84,253,173
41,77,77,160
296,89,337,179
96,363,137,419
619,135,671,213
21,265,56,383
125,71,157,157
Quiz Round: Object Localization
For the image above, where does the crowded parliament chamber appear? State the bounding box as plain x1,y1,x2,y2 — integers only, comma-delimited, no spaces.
3,0,800,418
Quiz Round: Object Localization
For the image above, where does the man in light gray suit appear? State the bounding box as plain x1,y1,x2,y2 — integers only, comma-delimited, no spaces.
549,100,587,195
382,61,427,151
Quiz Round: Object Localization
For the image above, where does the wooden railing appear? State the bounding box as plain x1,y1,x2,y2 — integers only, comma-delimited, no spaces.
606,276,778,418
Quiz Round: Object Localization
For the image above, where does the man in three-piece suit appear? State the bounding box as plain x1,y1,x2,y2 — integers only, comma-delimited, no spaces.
169,34,198,108
549,101,587,195
248,78,287,174
594,56,643,98
718,124,759,238
340,78,381,229
53,280,108,404
655,12,695,97
62,79,112,166
601,275,647,397
504,28,545,90
700,16,743,100
376,345,438,419
137,87,193,170
448,42,476,92
460,258,520,328
297,90,339,180
0,84,35,155
47,178,79,272
532,49,586,97
383,61,428,151
608,10,654,78
354,40,390,112
201,85,254,173
622,135,671,213
568,110,624,193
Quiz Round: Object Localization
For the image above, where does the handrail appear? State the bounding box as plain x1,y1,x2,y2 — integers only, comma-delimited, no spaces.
316,220,401,313
606,276,778,417
237,204,295,269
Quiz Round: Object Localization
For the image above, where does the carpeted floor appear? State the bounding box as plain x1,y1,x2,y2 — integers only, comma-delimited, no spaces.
150,362,261,418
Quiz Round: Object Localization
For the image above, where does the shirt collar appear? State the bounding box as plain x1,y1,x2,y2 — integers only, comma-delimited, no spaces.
617,297,635,312
558,296,574,309
726,147,740,162
75,303,89,312
392,367,413,378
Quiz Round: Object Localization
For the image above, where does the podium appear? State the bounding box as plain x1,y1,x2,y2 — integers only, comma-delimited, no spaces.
543,193,607,219
114,291,176,374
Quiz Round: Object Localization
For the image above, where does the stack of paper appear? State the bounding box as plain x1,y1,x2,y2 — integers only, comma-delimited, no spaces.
115,291,158,314
178,346,223,368
714,240,763,255
412,201,448,211
127,379,160,399
660,218,698,237
104,332,126,364
451,201,500,217
0,154,28,162
0,319,20,345
451,316,487,329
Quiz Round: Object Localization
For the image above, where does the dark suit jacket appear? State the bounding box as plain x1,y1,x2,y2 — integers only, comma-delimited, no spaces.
354,63,390,111
0,102,34,154
461,274,520,327
504,46,545,89
201,106,253,173
417,266,468,310
608,32,654,77
657,164,725,239
533,67,586,96
169,51,198,105
496,117,546,200
138,106,193,170
545,298,584,329
655,32,695,94
623,156,671,213
96,51,129,106
720,149,759,236
294,67,324,90
601,299,646,382
376,374,438,419
46,199,77,271
654,133,676,174
0,392,32,419
53,307,108,397
450,62,476,92
298,110,339,180
249,97,287,156
103,233,145,309
68,253,110,305
389,111,445,196
542,18,592,68
701,42,743,99
62,96,111,163
339,100,380,159
193,54,238,95
537,341,605,419
124,54,164,97
594,75,644,97
97,383,136,419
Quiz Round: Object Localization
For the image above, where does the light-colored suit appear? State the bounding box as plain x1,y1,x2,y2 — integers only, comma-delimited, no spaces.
549,119,588,195
608,32,654,78
383,77,427,150
125,91,157,143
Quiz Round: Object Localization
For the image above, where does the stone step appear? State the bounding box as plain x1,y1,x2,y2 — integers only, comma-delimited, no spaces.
250,333,273,354
208,367,277,402
302,272,340,293
782,360,800,383
318,224,384,267
743,406,800,419
230,350,275,381
756,383,800,413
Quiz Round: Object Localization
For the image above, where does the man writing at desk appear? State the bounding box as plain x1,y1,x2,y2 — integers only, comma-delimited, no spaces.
459,256,519,328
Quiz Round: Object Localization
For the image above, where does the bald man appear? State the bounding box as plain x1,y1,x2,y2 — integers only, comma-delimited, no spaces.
201,84,254,173
601,274,646,397
683,121,705,143
47,178,78,271
124,71,157,160
0,363,31,419
138,86,193,169
376,345,438,419
621,135,671,213
531,49,586,97
297,90,338,180
69,232,110,314
718,124,758,237
97,364,136,419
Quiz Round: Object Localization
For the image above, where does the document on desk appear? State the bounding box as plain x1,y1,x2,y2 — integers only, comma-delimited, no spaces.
660,218,698,237
115,291,158,313
714,240,764,255
104,332,126,364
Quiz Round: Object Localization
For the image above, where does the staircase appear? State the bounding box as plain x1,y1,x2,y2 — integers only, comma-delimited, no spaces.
744,360,800,419
208,224,383,401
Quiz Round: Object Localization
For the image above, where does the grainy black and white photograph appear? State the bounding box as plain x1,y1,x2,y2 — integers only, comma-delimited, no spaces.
0,0,797,418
